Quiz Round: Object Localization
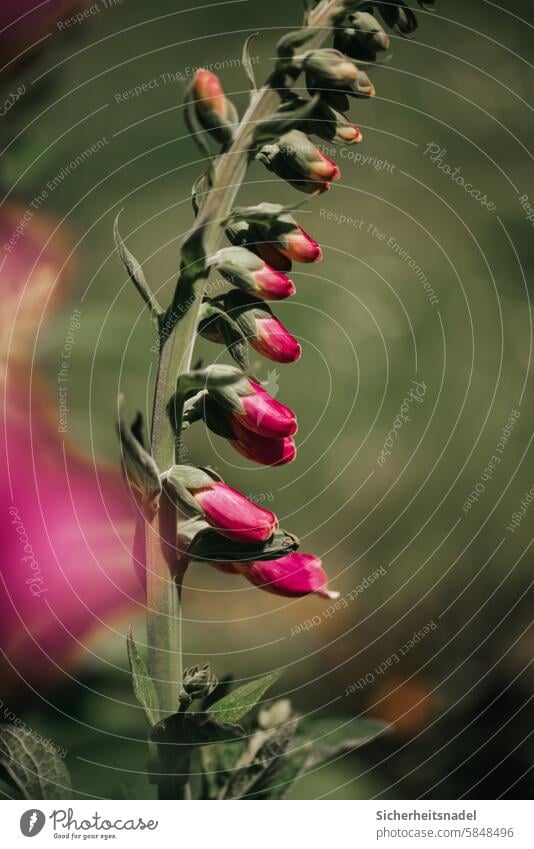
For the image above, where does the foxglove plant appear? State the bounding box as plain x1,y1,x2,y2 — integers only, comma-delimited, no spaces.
114,0,438,800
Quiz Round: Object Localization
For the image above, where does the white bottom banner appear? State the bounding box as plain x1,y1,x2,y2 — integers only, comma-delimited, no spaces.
2,800,530,847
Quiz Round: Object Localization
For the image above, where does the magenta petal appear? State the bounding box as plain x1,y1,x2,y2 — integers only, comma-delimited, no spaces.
251,316,302,364
0,205,142,700
278,225,323,263
238,382,297,438
233,553,338,598
193,482,278,543
230,421,296,466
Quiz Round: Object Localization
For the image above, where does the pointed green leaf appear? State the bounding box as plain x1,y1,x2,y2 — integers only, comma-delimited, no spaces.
0,725,71,800
117,397,161,516
187,526,299,563
114,212,163,324
210,671,282,726
126,626,160,726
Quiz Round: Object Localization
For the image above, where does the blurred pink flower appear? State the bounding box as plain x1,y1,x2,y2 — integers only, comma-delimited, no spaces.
0,204,141,701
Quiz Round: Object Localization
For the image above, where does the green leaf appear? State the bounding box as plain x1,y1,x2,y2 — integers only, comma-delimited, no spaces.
242,32,259,92
210,671,282,726
126,625,160,726
178,226,207,292
167,464,216,492
0,725,71,800
117,397,161,516
113,211,164,325
276,26,321,59
187,526,299,563
200,740,245,797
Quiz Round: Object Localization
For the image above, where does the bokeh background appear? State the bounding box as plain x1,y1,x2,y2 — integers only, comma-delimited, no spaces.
1,0,533,799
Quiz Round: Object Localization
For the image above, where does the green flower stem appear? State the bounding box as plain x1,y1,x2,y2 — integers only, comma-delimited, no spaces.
144,0,342,725
144,488,184,719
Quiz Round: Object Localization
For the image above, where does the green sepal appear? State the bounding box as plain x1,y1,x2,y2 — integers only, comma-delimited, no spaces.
198,302,251,372
126,625,160,726
187,526,299,563
276,27,322,59
176,364,246,395
183,87,214,161
150,710,244,750
165,465,216,518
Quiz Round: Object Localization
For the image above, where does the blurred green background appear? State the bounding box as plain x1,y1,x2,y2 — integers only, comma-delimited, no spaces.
2,0,533,799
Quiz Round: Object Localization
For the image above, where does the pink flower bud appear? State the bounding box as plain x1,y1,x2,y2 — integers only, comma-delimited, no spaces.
251,315,302,364
254,242,293,272
192,69,228,118
214,552,339,599
230,421,297,466
236,381,298,438
191,481,278,543
252,263,296,300
277,224,323,263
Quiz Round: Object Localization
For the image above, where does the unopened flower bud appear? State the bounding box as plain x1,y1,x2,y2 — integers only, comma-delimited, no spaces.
224,291,302,364
303,48,359,87
334,13,390,62
181,663,217,700
192,69,238,145
213,246,296,300
209,378,298,439
259,130,340,193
